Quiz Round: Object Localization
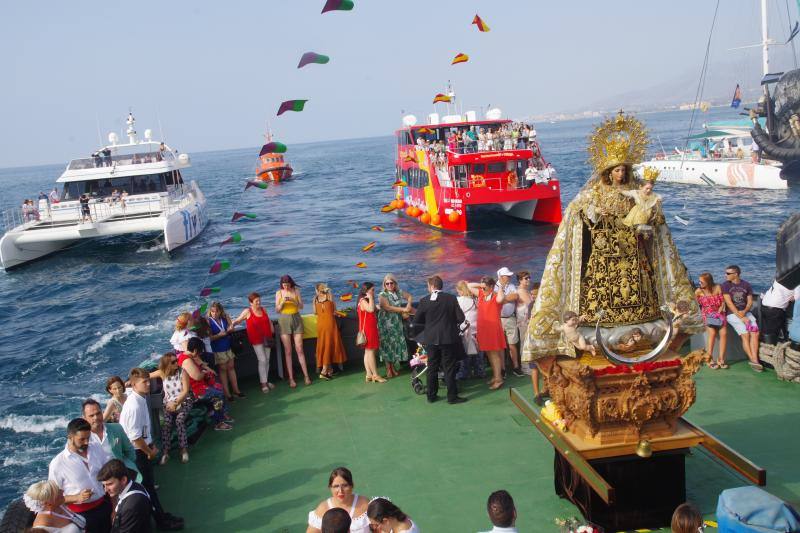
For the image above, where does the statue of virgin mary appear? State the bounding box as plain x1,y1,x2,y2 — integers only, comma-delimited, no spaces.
522,112,703,362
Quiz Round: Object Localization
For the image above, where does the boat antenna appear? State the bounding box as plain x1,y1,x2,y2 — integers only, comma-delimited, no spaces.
157,109,166,145
784,0,798,69
95,112,103,148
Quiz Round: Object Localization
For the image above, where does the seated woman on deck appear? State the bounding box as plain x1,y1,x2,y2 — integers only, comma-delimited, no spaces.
178,337,232,432
149,352,193,465
307,467,370,533
23,480,85,533
367,498,420,533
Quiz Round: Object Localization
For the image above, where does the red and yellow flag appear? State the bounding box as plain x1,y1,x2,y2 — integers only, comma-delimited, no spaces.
355,262,367,268
417,127,434,134
347,280,359,288
371,225,384,232
451,53,469,65
393,179,408,187
362,242,376,252
381,204,395,213
433,93,452,104
340,293,353,302
472,14,490,32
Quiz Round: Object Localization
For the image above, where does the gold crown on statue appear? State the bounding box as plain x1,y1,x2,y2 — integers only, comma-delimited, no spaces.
642,166,660,182
587,111,649,175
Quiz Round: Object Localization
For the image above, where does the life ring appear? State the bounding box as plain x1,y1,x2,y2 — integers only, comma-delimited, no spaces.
471,174,486,188
507,171,518,189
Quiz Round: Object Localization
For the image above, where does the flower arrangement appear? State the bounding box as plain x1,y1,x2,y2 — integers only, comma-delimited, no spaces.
593,358,681,377
555,517,604,533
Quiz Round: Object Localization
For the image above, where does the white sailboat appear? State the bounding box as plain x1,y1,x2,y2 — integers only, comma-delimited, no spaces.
0,113,208,270
641,0,787,190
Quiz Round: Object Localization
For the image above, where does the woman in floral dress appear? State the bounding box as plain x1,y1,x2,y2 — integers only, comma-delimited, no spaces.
377,273,412,378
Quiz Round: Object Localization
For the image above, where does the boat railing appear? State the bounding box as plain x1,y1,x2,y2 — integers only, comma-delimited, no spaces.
1,191,193,232
67,150,174,171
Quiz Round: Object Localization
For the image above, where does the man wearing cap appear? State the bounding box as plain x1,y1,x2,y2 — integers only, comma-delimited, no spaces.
496,267,524,378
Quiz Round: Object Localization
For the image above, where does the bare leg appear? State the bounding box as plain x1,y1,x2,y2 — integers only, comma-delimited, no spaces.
281,334,296,386
718,327,728,365
705,327,717,365
509,344,520,371
293,333,311,384
530,366,540,396
488,350,503,388
226,360,241,395
739,334,753,363
219,366,231,398
750,332,760,364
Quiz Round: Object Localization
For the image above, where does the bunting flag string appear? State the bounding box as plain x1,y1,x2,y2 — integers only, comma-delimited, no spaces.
277,99,309,116
209,260,231,274
451,53,469,65
298,52,331,68
321,0,354,14
231,212,257,222
472,14,490,32
221,232,242,245
200,287,222,297
259,142,288,155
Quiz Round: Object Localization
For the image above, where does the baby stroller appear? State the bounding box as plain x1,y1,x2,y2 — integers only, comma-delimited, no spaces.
409,344,430,395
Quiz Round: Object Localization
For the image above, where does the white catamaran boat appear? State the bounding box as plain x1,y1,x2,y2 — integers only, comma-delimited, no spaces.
641,0,788,190
0,113,208,270
642,119,786,190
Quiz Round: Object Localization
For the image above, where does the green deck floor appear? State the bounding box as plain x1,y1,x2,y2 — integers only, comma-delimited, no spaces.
156,362,800,532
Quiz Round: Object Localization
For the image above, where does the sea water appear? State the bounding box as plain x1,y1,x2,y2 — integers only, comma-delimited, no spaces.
0,108,796,511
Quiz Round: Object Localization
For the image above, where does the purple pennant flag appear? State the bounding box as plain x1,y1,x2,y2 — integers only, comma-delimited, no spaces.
276,99,308,116
298,52,330,69
209,260,230,274
231,212,257,222
246,180,268,190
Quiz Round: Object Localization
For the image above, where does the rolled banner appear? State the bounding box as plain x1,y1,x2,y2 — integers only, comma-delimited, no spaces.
321,0,354,14
298,52,330,68
231,212,257,222
277,99,308,116
246,180,268,190
221,232,242,245
209,260,231,274
259,142,287,156
199,287,221,297
451,53,469,65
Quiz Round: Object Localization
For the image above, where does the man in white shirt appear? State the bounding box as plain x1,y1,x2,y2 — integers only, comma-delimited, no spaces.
48,417,113,532
478,490,518,533
496,267,524,377
760,279,795,342
120,367,183,531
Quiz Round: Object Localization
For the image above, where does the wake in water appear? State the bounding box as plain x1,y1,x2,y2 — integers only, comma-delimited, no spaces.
0,414,72,434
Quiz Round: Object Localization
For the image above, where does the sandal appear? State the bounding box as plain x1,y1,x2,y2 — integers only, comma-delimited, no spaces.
260,384,270,393
708,362,718,370
489,380,504,390
319,373,331,381
304,377,312,386
718,363,729,369
373,376,387,383
748,361,764,372
289,380,297,388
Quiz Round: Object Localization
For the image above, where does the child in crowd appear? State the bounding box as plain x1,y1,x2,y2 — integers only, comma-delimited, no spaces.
103,375,127,423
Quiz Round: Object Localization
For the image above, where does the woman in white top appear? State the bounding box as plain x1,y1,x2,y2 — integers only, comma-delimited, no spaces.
516,271,545,404
307,467,370,533
367,497,420,532
455,281,483,379
169,312,196,352
24,480,86,533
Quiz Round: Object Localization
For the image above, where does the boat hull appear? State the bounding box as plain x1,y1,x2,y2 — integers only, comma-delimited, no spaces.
641,159,787,190
256,166,293,183
1,182,208,270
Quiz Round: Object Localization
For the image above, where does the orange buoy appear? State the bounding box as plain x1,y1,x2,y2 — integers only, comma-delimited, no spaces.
431,214,441,225
420,212,431,224
448,211,460,223
405,206,415,216
396,199,406,209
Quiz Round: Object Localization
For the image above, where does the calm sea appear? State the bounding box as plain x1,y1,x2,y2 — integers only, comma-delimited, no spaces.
0,107,795,511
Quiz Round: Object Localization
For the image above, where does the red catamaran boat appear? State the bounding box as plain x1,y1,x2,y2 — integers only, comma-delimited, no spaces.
392,106,562,231
256,131,293,183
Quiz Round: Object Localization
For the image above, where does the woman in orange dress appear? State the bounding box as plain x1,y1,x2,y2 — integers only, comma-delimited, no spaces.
313,283,347,380
468,276,507,390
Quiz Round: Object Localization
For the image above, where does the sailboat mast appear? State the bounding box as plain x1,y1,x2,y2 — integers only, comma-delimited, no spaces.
761,0,770,76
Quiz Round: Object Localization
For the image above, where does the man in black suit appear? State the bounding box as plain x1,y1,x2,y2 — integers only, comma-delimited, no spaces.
97,459,153,533
413,275,467,404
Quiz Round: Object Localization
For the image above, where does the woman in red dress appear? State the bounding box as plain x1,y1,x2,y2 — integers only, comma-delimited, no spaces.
233,292,275,393
468,276,507,390
357,282,385,383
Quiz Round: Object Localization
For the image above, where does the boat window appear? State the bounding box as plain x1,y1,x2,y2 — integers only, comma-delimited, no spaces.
487,162,506,174
61,172,170,200
472,164,486,174
451,165,468,187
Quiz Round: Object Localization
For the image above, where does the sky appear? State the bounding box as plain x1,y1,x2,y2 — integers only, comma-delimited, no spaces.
1,0,799,168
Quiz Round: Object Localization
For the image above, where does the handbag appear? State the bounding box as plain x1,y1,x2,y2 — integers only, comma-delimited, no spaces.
704,312,724,327
356,306,367,347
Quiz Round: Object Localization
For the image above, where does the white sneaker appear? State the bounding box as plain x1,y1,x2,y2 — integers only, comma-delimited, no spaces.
180,451,189,464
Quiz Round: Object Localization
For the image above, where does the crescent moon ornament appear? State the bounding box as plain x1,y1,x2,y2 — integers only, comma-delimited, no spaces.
595,306,674,365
